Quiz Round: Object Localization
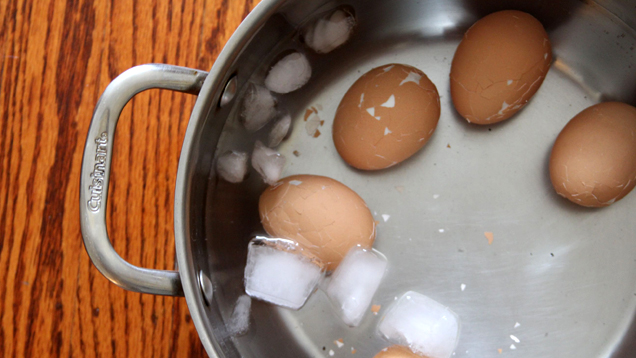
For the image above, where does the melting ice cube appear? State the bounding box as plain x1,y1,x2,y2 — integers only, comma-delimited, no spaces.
378,291,460,358
264,53,312,94
244,238,323,310
268,114,292,147
216,151,248,183
227,295,251,336
326,248,387,326
302,9,356,54
251,141,286,185
240,83,277,132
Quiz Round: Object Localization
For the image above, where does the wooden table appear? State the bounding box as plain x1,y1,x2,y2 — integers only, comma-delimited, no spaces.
1,1,258,356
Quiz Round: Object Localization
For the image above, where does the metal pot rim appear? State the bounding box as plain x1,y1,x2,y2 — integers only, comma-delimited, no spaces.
174,0,282,355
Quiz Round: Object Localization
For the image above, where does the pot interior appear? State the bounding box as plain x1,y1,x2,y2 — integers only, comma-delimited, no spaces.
185,0,636,356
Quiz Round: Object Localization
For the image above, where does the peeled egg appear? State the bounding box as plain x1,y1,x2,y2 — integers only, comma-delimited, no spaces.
550,102,636,207
333,64,440,170
450,10,552,124
259,175,376,270
373,346,422,358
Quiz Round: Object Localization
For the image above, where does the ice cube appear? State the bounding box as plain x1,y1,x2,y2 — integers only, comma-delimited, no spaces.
264,53,312,94
244,238,323,310
241,83,277,131
378,292,460,358
303,9,356,54
325,248,387,326
251,140,286,185
268,114,292,147
216,151,249,183
227,295,251,336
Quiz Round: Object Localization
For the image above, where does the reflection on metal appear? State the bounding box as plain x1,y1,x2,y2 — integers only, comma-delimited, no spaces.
553,58,603,102
199,271,214,305
220,75,238,107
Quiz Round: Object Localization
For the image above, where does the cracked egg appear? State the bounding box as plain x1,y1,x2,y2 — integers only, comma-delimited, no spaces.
259,175,376,270
333,64,440,170
549,102,636,207
450,10,552,125
373,345,422,358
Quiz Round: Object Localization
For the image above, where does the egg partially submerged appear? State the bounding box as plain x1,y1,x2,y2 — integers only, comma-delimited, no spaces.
333,64,440,170
450,10,552,124
550,102,636,207
259,175,376,270
373,346,422,358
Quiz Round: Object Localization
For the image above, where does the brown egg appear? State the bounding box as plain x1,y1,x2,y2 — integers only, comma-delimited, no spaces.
259,175,376,270
550,102,636,207
374,345,425,358
333,64,440,170
450,10,552,125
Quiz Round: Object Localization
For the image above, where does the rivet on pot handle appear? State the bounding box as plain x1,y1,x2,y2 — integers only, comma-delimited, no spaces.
80,64,207,296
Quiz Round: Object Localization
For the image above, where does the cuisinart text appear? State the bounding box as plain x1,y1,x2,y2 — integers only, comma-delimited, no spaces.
88,132,108,212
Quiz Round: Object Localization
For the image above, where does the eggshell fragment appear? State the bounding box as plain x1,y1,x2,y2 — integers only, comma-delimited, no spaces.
549,102,636,207
373,345,423,358
484,232,494,245
259,175,376,270
333,64,440,170
450,10,552,124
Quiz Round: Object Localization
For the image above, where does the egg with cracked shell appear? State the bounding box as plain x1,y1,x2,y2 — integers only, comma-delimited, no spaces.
549,102,636,207
259,175,376,271
450,10,552,125
333,64,440,170
373,346,422,358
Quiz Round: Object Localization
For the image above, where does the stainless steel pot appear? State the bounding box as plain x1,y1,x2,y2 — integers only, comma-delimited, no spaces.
80,0,636,357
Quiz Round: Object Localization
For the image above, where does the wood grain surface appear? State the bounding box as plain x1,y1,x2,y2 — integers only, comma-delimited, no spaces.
0,0,259,356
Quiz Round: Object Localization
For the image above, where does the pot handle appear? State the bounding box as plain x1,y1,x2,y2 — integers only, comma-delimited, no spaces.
79,64,207,296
